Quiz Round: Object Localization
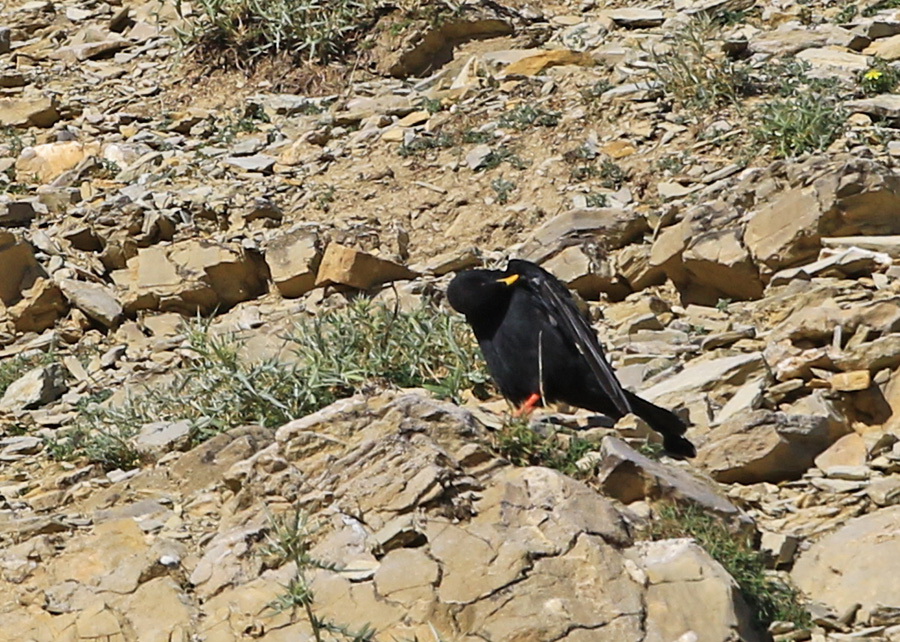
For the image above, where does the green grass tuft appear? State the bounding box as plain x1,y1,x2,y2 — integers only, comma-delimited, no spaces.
751,93,846,159
178,0,375,66
494,417,595,477
48,300,487,469
648,503,811,631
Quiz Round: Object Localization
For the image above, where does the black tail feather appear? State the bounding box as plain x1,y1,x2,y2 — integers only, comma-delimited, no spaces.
623,389,696,458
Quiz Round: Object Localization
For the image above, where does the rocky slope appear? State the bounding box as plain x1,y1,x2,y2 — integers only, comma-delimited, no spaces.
1,0,900,639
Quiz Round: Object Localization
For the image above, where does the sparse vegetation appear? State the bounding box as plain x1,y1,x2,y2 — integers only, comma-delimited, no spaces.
263,508,376,641
397,133,455,157
584,192,609,208
751,92,846,159
314,185,336,210
461,129,493,144
863,0,900,16
860,59,900,95
598,158,626,190
491,177,516,204
648,16,749,110
648,503,811,631
47,300,488,469
499,104,560,130
178,0,376,66
493,417,594,477
481,146,528,171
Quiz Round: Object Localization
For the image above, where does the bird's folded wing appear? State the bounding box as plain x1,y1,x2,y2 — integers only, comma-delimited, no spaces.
533,276,632,417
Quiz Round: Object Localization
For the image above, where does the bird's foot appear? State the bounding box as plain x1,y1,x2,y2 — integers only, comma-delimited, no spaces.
513,393,542,417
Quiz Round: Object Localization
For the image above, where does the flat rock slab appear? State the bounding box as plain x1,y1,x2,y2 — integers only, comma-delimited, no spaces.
0,363,67,412
846,94,900,120
793,506,900,613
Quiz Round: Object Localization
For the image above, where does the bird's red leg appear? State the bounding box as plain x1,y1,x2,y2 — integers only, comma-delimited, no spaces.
513,392,543,417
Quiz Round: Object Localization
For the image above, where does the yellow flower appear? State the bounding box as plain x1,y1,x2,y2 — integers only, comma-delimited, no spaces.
864,69,884,81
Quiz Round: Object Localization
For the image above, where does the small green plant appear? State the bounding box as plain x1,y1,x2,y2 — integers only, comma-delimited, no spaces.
491,178,516,204
716,297,732,312
481,146,528,171
49,301,488,468
584,192,609,208
398,132,455,157
499,104,560,130
419,97,443,114
833,4,858,22
863,0,900,17
580,79,612,101
637,441,665,460
96,159,121,179
494,417,594,477
314,185,336,210
571,165,599,181
263,509,375,641
648,503,811,631
647,16,749,110
599,158,626,190
462,129,493,144
178,0,375,66
0,126,27,157
751,93,846,158
860,59,900,95
655,154,686,174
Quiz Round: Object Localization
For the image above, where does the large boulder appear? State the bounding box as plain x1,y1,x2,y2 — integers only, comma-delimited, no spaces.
697,408,850,484
111,240,266,315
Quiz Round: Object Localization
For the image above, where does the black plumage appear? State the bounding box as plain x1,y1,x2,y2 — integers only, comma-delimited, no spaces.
447,258,696,458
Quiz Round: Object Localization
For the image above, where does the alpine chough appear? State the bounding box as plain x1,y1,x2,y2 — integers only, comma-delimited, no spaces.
447,258,696,458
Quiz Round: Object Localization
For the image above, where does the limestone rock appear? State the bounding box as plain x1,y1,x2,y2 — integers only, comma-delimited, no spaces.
846,94,900,120
615,243,666,292
15,141,99,184
49,38,128,62
793,506,900,613
0,94,60,128
641,352,765,404
697,410,849,483
796,47,869,77
814,432,867,472
830,370,870,391
605,8,665,27
315,243,417,290
749,25,828,55
8,278,68,333
522,208,649,263
625,539,764,642
264,229,322,298
863,33,900,59
58,279,123,329
112,240,266,315
375,8,515,78
743,187,822,273
682,228,764,302
502,49,594,76
0,236,43,306
541,244,627,300
133,420,191,455
0,363,67,412
597,436,747,520
0,200,36,227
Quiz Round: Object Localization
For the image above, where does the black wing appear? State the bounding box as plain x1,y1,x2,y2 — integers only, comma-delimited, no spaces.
508,259,632,417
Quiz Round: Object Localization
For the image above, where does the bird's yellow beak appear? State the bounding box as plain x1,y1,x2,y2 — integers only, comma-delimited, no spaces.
497,274,520,286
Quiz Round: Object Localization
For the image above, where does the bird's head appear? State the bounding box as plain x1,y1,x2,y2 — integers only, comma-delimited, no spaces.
447,269,521,317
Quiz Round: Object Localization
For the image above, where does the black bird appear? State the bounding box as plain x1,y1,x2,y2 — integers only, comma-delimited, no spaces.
447,258,696,458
